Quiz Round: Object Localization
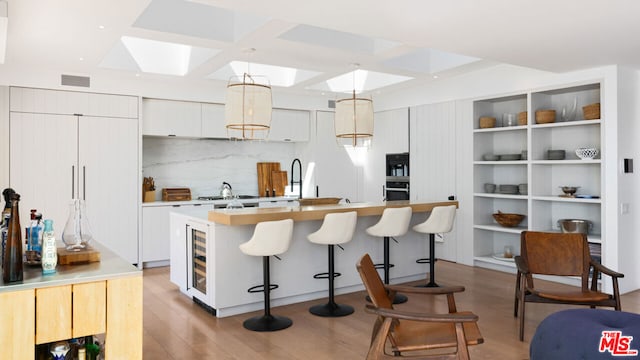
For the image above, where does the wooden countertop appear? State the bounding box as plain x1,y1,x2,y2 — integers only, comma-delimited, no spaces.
208,200,458,226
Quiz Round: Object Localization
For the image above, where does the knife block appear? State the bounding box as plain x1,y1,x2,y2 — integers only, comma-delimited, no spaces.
143,190,156,203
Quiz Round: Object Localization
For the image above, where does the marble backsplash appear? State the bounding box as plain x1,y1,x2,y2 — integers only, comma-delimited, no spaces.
143,137,299,199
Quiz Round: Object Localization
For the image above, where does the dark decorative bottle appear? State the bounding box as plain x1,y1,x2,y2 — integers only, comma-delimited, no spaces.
3,193,23,283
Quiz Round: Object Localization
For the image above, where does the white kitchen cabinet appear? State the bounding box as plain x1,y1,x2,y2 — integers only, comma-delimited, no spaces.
142,98,202,137
410,101,458,262
9,87,140,264
201,103,227,138
9,113,78,237
142,206,172,264
362,108,409,202
471,83,603,283
9,87,138,118
313,111,361,200
79,116,138,264
145,204,212,266
268,108,310,142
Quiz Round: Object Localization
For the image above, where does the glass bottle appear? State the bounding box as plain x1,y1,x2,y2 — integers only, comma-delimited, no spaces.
28,209,44,253
1,188,14,219
41,219,57,275
1,214,9,266
3,193,23,283
61,199,94,251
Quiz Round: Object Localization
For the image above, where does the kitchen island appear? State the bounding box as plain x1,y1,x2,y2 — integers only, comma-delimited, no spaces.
0,242,142,360
170,200,457,317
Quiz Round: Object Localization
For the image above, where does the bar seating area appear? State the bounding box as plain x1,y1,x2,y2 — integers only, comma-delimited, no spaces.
239,219,294,332
412,205,457,287
307,211,358,317
365,206,413,304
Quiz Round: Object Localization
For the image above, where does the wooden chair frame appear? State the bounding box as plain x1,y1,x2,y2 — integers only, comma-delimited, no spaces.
514,231,624,341
357,254,483,359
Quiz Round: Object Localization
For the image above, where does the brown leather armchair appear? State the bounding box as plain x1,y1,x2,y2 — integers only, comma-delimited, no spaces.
356,253,483,359
514,231,624,341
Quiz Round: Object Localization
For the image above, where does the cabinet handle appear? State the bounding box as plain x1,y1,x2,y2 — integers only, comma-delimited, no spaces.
83,166,86,200
71,165,75,199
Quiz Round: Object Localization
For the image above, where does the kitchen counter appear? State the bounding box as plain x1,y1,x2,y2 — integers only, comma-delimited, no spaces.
141,195,298,207
0,241,140,291
170,200,459,318
208,200,458,225
0,241,142,359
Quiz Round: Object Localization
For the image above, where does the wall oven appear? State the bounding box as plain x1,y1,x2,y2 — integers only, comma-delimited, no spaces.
386,153,410,200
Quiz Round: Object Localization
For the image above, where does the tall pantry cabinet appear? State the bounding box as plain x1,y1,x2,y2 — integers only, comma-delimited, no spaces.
9,87,140,264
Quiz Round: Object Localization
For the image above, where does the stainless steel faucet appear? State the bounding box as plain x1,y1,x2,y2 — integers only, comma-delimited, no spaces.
290,158,302,199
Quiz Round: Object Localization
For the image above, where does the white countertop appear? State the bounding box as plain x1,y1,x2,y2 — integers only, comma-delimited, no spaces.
141,196,299,207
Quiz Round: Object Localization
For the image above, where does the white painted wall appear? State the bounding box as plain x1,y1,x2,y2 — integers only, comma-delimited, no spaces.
0,86,8,191
616,66,640,292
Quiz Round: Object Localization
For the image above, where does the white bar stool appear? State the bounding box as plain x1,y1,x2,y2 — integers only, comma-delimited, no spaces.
239,219,294,331
412,205,456,287
365,206,412,304
307,211,358,317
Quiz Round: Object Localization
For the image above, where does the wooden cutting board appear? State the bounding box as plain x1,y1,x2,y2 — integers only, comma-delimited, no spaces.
57,247,101,265
271,170,288,197
257,162,281,197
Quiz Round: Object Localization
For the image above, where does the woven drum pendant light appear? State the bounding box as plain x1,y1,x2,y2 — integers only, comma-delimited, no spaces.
334,65,373,147
225,49,272,140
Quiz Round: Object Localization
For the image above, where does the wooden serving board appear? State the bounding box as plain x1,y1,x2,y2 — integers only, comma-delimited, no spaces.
57,247,101,265
257,162,281,197
271,170,288,197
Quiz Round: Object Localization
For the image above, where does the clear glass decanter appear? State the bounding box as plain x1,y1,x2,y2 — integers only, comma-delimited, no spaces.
61,199,94,251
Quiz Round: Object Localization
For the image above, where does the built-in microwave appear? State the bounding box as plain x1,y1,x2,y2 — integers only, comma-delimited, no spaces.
386,153,409,200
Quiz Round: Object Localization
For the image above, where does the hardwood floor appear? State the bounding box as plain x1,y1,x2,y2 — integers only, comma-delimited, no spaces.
142,261,640,359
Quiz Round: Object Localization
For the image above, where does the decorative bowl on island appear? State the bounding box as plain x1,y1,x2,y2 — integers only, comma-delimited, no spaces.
575,147,599,160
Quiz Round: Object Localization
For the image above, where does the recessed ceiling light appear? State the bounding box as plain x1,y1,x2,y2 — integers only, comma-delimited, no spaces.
135,73,140,77
79,57,84,61
98,25,105,30
433,75,439,79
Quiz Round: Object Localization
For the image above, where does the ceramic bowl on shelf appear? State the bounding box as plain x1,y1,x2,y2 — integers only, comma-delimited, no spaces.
493,211,525,227
560,186,580,196
575,147,599,160
484,183,497,193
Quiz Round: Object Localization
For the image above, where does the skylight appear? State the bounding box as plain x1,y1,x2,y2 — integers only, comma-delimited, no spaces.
100,36,220,76
207,61,321,87
307,70,413,93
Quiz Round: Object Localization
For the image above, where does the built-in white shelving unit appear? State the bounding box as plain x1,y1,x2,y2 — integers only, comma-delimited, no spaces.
472,83,602,276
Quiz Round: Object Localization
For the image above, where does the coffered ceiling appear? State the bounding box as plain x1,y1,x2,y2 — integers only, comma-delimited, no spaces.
3,0,640,96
